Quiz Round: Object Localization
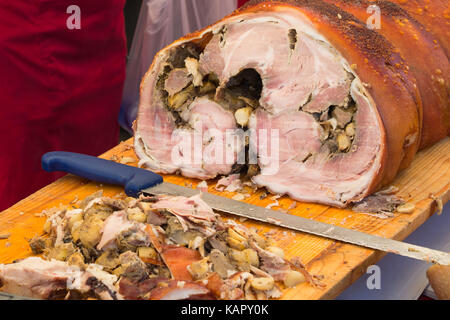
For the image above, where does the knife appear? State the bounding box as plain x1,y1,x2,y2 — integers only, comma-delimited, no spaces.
41,151,450,265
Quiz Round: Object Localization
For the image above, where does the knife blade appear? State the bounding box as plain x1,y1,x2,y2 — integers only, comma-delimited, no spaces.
42,151,450,265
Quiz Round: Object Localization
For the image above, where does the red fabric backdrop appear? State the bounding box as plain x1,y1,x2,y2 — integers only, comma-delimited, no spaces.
238,0,251,7
0,1,127,211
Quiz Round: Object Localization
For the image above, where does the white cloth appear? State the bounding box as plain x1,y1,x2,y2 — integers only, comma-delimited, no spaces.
119,0,237,132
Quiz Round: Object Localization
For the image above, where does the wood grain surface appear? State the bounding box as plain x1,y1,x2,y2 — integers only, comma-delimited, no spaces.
0,137,448,300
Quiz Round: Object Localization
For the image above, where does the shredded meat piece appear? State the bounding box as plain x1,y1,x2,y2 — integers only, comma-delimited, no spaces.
352,194,405,213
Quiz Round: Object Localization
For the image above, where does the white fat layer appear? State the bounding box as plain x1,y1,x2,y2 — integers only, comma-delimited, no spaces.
135,133,180,174
160,287,208,300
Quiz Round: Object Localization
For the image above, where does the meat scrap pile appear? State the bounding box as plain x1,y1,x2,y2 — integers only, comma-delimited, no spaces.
0,192,319,300
134,0,449,208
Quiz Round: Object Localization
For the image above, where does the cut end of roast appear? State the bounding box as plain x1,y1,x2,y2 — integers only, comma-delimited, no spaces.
134,7,385,207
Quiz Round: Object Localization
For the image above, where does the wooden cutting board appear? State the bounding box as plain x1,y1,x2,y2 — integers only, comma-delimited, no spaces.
0,137,449,300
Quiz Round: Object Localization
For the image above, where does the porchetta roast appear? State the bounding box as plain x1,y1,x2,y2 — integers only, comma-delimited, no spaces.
134,0,449,207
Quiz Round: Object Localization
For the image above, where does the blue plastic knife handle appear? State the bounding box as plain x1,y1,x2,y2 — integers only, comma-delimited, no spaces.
42,151,164,197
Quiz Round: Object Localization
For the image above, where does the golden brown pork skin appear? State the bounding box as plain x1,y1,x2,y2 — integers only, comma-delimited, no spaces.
326,0,449,149
134,0,448,207
387,0,450,58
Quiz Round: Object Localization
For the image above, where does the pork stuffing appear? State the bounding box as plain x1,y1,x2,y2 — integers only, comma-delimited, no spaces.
0,192,319,300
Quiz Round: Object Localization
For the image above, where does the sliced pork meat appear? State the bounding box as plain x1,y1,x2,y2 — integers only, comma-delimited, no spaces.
215,173,242,192
134,0,447,207
0,257,81,299
97,210,135,251
199,19,352,115
151,193,218,223
0,257,121,300
164,68,193,96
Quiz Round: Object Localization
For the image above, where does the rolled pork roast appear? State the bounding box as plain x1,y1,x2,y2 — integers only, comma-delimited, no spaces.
134,0,449,207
